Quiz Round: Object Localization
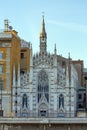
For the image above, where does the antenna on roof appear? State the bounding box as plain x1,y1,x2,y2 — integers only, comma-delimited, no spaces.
4,19,9,31
9,26,13,30
4,19,13,31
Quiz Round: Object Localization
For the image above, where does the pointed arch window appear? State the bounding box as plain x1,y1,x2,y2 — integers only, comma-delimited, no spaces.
22,94,27,108
38,70,49,103
59,94,64,108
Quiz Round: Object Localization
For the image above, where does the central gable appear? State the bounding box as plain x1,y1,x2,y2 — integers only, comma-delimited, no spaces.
34,62,53,69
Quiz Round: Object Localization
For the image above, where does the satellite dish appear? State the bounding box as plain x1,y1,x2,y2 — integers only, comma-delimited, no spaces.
9,26,13,30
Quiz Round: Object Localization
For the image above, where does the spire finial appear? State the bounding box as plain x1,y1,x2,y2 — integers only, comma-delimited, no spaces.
42,11,44,18
68,52,70,59
54,43,57,55
31,43,32,50
40,12,46,36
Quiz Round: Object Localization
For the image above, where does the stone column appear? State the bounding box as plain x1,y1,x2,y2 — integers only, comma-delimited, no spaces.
29,44,33,116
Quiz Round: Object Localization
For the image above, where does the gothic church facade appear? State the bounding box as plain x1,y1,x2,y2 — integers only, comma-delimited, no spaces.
12,16,78,118
0,17,86,118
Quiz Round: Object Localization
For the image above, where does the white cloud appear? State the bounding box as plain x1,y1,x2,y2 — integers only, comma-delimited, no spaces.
47,20,87,33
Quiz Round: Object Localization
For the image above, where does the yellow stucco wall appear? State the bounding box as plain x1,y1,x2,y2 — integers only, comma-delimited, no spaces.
0,29,31,116
0,47,7,90
0,30,21,91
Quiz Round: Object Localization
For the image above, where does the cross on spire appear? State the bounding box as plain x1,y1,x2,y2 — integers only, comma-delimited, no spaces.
42,11,44,17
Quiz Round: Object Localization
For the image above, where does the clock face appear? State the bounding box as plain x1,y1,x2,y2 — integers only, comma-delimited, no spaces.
41,38,45,43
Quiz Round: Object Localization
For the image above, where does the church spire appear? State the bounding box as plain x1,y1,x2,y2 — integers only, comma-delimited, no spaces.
40,15,47,38
40,15,47,54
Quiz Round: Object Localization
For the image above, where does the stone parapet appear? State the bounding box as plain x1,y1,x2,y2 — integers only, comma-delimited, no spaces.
0,117,87,124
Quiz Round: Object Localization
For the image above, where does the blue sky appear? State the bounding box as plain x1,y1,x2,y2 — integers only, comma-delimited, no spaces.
0,0,87,67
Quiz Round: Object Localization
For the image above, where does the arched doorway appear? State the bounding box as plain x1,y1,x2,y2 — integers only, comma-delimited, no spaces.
39,103,48,117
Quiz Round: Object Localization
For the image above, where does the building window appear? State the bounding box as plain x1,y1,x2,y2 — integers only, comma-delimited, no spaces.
0,79,4,90
15,110,17,114
0,53,3,59
62,61,66,66
59,94,64,108
15,100,17,104
78,104,83,108
0,43,2,47
0,65,4,73
21,53,24,59
22,94,27,108
78,94,82,100
38,70,49,103
0,99,2,104
15,92,17,96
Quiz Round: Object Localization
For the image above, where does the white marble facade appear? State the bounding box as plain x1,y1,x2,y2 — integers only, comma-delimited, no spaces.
12,16,78,118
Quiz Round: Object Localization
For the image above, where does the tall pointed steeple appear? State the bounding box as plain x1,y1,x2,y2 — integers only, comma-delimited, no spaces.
40,15,47,38
40,15,47,54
